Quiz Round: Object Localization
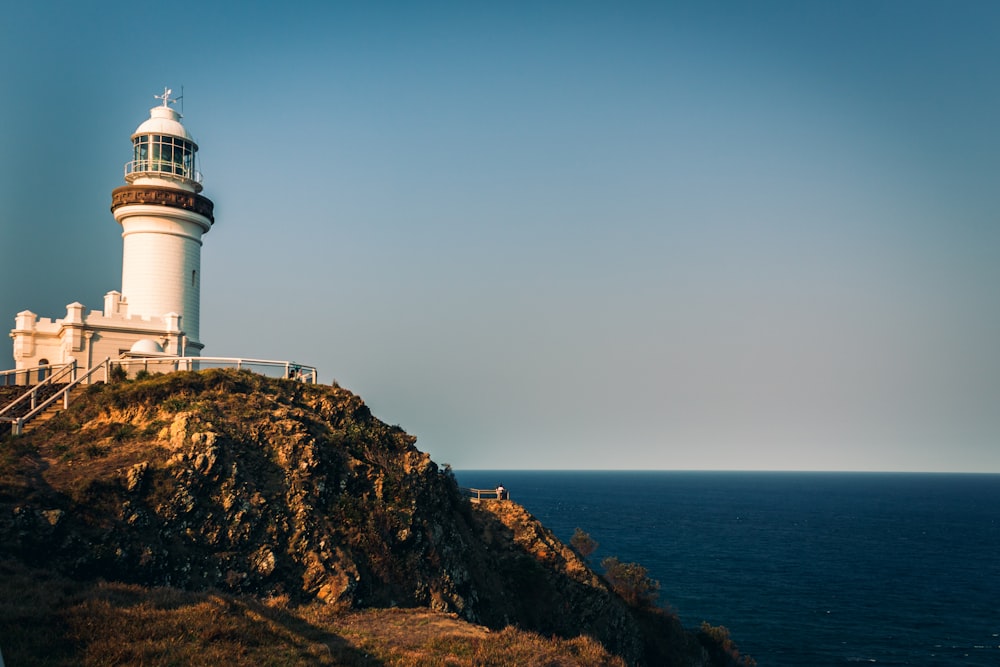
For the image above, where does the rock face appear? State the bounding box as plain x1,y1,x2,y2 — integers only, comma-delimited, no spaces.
0,370,710,665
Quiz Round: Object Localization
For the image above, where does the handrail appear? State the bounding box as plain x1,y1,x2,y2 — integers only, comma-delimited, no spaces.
114,356,319,383
1,355,321,437
0,362,74,387
125,159,202,183
0,361,77,420
7,358,111,436
466,487,509,501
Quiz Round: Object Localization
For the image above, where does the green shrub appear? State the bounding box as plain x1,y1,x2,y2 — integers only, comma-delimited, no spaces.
109,365,128,384
161,397,189,413
83,443,108,459
601,556,660,608
570,528,598,560
698,622,757,666
110,423,137,444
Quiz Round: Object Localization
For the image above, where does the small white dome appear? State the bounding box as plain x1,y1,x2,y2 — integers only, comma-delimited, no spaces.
133,106,196,143
129,338,164,355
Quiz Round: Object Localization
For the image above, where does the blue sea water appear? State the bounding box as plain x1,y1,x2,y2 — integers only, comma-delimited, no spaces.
455,471,1000,666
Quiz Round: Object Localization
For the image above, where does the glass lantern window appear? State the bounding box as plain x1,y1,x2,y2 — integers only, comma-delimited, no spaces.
132,135,196,178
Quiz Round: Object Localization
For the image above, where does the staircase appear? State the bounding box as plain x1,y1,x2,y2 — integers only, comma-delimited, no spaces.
19,400,66,434
0,384,69,437
1,359,112,436
0,387,25,408
0,387,25,438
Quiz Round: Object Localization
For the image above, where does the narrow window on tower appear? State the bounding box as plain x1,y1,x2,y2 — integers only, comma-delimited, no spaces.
192,270,197,286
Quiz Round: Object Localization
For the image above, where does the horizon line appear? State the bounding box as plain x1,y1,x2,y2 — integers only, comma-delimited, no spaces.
453,468,1000,475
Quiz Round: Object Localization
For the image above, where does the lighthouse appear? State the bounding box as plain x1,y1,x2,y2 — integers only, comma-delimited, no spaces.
10,90,216,368
111,88,215,355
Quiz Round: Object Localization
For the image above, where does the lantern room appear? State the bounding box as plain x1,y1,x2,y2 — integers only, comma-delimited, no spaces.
124,89,202,193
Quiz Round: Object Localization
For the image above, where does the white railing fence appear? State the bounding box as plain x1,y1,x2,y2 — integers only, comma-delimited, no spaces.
4,358,110,436
113,356,318,383
465,487,511,503
0,362,75,387
1,356,319,436
0,361,78,422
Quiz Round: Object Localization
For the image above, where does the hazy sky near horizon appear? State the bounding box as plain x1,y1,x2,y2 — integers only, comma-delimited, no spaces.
2,1,998,471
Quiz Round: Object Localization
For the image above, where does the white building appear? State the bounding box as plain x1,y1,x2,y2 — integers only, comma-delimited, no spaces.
9,90,215,370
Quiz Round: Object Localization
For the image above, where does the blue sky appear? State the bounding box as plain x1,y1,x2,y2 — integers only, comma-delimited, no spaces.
2,1,999,471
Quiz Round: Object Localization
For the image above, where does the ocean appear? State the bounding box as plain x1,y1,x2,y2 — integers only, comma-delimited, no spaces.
454,471,1000,666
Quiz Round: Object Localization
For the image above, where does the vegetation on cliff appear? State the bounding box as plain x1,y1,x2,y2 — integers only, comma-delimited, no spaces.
0,369,751,665
0,559,625,666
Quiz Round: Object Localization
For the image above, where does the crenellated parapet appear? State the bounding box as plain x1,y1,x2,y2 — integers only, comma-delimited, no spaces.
10,295,193,367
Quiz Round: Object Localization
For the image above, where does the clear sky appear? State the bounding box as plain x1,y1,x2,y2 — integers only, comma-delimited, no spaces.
2,1,998,471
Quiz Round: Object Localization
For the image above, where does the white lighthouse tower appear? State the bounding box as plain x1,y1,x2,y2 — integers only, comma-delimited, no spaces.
110,88,215,355
10,90,216,370
8,91,320,389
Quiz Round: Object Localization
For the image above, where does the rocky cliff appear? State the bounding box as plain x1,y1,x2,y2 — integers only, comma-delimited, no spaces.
0,369,738,665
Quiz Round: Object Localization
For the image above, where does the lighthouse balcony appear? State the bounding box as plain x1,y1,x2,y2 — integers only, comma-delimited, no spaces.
125,159,202,184
126,132,202,188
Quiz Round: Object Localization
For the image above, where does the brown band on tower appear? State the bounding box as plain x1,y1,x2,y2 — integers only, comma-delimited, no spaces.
111,185,215,224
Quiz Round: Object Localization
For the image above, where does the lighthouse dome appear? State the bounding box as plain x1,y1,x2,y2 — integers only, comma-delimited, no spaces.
129,338,164,355
132,105,197,144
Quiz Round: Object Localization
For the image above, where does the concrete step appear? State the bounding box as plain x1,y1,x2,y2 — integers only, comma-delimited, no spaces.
21,403,65,434
0,384,69,419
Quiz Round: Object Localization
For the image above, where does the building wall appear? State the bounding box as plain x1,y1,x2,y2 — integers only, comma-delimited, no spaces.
10,297,191,372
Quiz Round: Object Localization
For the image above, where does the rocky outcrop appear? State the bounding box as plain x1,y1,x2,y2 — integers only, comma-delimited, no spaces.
0,369,713,665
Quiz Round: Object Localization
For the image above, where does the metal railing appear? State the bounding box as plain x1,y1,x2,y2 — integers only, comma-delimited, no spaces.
125,160,202,183
113,356,319,383
0,362,74,387
465,487,511,503
4,359,109,436
1,356,319,437
0,361,78,422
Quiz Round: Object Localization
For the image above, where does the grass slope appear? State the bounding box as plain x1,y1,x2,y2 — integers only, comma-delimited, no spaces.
0,560,623,666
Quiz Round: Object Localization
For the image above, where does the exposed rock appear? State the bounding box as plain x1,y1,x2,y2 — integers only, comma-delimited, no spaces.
123,461,148,492
0,369,718,666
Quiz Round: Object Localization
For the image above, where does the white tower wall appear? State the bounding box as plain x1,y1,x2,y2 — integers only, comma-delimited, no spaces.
118,210,206,343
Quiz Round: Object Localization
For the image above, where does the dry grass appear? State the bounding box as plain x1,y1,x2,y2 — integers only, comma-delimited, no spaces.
0,560,625,666
309,608,626,666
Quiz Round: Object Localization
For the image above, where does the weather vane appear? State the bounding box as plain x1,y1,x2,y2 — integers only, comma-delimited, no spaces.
154,87,177,107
